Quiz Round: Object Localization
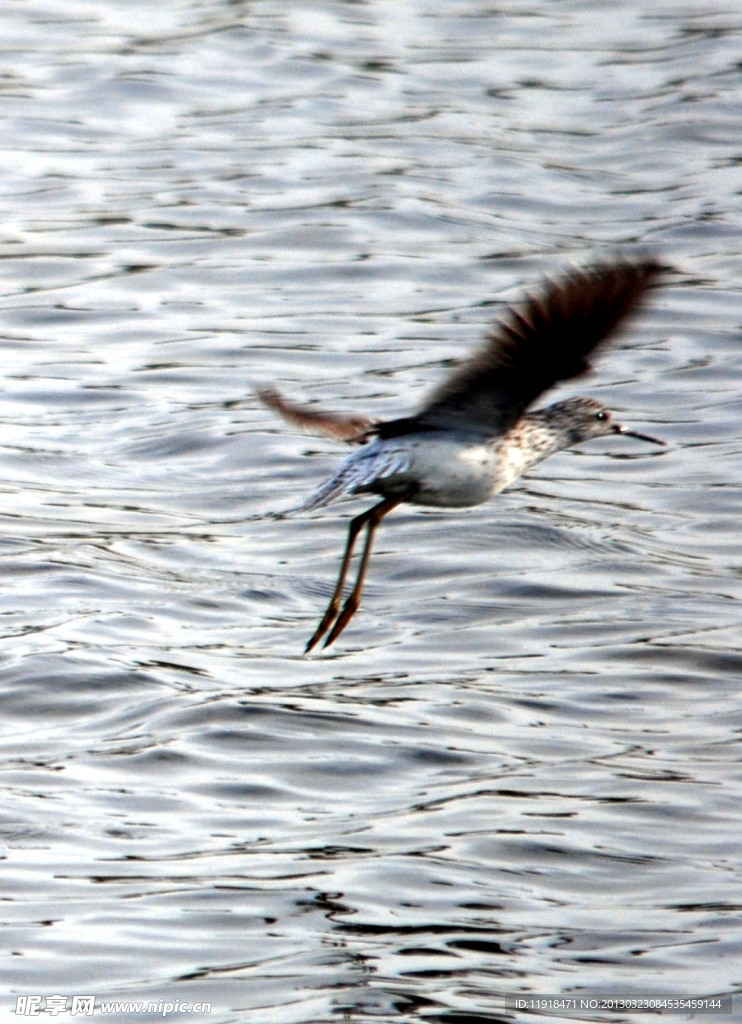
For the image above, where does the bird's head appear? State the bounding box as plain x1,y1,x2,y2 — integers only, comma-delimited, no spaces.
557,397,666,447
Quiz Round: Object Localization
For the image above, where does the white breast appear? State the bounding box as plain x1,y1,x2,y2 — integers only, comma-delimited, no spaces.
372,434,504,508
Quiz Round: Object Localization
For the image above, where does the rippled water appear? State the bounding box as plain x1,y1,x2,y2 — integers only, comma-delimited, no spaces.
2,2,741,1022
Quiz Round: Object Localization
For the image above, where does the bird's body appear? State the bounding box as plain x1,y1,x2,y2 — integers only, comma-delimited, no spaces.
296,428,503,511
259,257,666,650
295,396,632,514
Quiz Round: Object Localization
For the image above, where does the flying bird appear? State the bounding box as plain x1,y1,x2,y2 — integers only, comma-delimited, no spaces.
259,257,666,651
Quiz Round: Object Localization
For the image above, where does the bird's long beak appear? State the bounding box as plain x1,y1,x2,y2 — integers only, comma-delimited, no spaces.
613,423,666,446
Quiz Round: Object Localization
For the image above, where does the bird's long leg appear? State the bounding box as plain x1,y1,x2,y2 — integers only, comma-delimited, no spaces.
305,494,407,653
321,494,408,650
305,506,370,653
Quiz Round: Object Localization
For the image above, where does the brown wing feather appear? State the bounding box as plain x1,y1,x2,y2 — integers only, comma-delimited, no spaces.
257,386,375,443
414,258,664,436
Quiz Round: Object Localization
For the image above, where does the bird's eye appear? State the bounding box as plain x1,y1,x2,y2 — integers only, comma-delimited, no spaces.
595,410,608,422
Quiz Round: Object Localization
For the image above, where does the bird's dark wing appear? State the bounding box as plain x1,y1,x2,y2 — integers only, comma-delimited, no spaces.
411,258,664,436
257,386,375,443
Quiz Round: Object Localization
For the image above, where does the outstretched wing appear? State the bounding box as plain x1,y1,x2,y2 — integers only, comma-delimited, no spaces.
256,386,375,443
412,258,664,437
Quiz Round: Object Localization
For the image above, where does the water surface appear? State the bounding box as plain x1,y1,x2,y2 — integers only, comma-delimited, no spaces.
1,2,741,1022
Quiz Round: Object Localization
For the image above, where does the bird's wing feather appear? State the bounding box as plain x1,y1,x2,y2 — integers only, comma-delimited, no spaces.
413,258,664,436
286,443,411,515
257,386,375,443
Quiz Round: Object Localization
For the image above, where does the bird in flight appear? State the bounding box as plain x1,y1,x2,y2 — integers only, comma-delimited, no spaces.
259,256,666,651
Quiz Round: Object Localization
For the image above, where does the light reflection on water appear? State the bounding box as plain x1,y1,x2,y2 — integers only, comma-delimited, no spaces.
1,2,741,1021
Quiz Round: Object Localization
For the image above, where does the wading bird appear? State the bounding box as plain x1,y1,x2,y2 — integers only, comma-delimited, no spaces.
260,257,665,651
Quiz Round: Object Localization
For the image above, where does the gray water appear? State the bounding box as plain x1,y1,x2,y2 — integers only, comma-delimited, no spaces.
2,2,741,1022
